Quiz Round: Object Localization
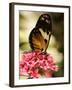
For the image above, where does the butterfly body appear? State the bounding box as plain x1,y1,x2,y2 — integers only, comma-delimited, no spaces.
29,14,52,52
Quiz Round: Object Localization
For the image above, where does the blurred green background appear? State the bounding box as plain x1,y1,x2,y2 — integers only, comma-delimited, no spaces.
19,11,64,77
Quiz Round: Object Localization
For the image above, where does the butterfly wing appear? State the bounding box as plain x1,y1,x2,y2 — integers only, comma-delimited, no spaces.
39,28,51,52
29,28,51,52
29,14,52,52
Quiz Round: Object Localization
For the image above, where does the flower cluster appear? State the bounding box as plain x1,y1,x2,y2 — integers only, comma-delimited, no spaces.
20,51,59,78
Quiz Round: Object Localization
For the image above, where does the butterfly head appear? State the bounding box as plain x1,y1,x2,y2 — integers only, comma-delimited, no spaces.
36,14,52,32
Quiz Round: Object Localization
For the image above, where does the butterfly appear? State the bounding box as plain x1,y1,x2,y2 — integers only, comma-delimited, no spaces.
29,14,52,52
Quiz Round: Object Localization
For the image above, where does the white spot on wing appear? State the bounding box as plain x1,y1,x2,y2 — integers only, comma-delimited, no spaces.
39,28,50,40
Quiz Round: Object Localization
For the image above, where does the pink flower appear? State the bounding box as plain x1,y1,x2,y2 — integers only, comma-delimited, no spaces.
28,69,40,78
19,51,59,78
19,61,29,76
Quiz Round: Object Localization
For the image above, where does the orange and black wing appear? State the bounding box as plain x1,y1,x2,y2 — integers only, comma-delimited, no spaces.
29,14,52,52
29,28,47,51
